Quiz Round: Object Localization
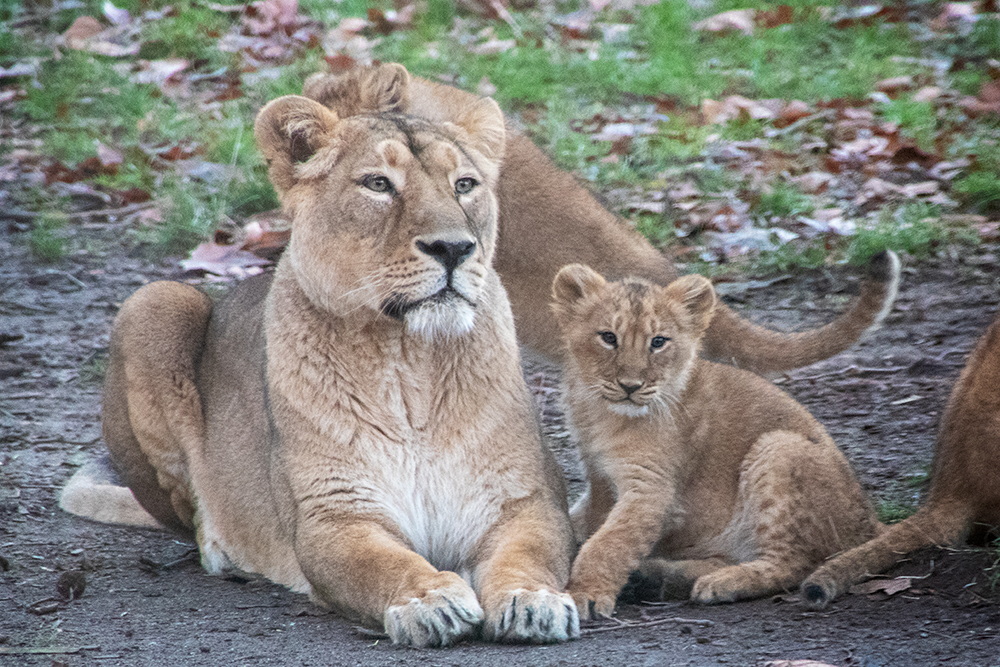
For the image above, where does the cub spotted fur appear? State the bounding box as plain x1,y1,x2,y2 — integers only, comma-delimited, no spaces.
62,81,578,646
551,261,895,618
802,308,1000,609
302,63,901,373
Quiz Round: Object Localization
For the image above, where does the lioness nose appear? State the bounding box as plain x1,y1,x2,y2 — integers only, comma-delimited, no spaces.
619,382,642,396
416,238,476,272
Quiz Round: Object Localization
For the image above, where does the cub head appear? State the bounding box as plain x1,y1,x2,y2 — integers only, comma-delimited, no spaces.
551,265,717,418
254,79,506,340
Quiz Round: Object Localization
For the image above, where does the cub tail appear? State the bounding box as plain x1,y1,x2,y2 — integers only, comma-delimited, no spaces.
701,250,901,374
800,497,972,609
59,453,162,530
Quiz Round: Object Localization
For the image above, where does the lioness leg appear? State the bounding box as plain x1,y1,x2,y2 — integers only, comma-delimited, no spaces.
474,497,580,643
691,430,879,604
629,557,730,601
294,519,483,647
103,281,212,534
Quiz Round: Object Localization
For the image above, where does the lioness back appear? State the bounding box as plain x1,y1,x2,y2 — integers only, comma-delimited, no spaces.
550,264,882,618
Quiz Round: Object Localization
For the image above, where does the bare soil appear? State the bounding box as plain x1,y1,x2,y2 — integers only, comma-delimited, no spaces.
2,222,999,667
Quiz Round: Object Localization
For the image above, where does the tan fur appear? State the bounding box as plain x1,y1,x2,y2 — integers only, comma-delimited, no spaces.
64,82,580,646
802,309,1000,608
551,264,884,619
304,64,902,373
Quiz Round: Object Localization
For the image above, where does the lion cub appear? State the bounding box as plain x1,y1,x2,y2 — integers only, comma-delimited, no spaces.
551,263,885,618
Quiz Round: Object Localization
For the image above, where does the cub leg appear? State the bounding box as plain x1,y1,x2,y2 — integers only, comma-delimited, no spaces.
475,496,580,643
629,557,730,601
691,430,879,604
103,281,212,535
294,519,484,648
568,470,615,545
567,462,680,619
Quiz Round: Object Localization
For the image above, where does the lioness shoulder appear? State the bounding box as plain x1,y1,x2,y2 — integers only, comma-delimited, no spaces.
549,262,886,618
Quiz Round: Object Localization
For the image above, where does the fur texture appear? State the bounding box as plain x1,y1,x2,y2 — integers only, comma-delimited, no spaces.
303,64,902,373
63,82,579,646
551,264,886,619
802,308,1000,609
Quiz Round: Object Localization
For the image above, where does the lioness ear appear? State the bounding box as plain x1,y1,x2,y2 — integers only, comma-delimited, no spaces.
664,275,716,331
552,264,607,311
449,97,506,163
254,95,340,195
303,63,411,118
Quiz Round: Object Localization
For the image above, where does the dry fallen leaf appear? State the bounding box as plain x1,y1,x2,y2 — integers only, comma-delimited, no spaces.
693,9,755,36
849,577,913,596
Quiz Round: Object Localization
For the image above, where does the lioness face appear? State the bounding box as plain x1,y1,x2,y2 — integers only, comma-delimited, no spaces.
552,266,716,417
256,96,505,340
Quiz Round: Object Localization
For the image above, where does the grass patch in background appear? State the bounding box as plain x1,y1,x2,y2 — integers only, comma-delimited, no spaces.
29,213,70,262
847,203,947,264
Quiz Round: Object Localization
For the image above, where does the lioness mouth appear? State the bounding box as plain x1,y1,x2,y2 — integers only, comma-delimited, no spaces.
380,288,473,321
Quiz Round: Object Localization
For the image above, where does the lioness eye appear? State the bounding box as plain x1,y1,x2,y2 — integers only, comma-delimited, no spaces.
599,331,618,348
650,335,670,350
362,174,393,193
455,177,478,195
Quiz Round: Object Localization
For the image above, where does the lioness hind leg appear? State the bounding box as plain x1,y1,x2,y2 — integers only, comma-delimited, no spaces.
103,281,213,535
692,430,879,604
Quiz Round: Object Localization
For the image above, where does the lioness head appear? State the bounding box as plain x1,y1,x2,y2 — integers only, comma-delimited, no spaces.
552,265,716,417
254,71,505,339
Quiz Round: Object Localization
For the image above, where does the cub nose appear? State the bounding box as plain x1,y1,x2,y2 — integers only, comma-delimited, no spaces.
415,238,476,272
619,382,642,397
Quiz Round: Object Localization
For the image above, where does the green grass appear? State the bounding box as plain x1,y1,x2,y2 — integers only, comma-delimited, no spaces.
755,181,814,220
29,213,70,262
880,98,937,152
875,498,917,525
847,203,947,264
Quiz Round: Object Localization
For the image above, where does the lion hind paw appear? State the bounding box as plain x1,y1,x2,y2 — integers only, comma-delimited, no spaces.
484,588,580,644
384,583,484,648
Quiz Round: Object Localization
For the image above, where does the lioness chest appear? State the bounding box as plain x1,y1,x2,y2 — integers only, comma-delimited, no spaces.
267,281,536,578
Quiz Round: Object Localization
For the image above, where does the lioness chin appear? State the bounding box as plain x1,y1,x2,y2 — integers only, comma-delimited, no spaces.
550,262,893,618
63,81,579,646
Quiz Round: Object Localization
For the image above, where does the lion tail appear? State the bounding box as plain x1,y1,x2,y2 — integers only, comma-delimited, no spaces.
701,250,901,374
800,496,972,609
59,453,162,530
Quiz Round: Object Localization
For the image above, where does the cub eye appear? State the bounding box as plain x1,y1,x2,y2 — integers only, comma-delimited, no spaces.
598,331,618,348
455,177,478,195
650,335,670,350
361,174,393,194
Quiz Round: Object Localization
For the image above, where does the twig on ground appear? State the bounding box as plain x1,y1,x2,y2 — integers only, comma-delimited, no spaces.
581,616,715,635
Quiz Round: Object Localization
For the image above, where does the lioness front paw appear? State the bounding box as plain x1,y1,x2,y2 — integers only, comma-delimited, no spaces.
384,581,484,647
483,588,580,644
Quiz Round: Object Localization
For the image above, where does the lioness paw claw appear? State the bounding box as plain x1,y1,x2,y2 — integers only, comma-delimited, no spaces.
484,588,579,644
691,573,741,604
384,584,484,648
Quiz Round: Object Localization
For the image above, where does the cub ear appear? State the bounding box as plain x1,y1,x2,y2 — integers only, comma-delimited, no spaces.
303,63,411,118
552,264,607,312
448,97,506,163
664,274,716,332
254,95,340,195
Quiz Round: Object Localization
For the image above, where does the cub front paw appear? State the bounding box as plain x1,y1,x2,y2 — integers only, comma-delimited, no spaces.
568,586,616,620
483,588,580,644
384,581,484,647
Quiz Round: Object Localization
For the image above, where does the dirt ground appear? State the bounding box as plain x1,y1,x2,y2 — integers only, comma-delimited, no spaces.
1,219,999,666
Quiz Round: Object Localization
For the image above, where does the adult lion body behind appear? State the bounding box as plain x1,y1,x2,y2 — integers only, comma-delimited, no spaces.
303,64,901,372
65,81,579,646
802,308,1000,609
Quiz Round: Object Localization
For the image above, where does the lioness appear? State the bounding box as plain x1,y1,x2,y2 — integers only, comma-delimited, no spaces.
67,88,579,646
549,261,896,618
302,63,901,373
802,308,1000,609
